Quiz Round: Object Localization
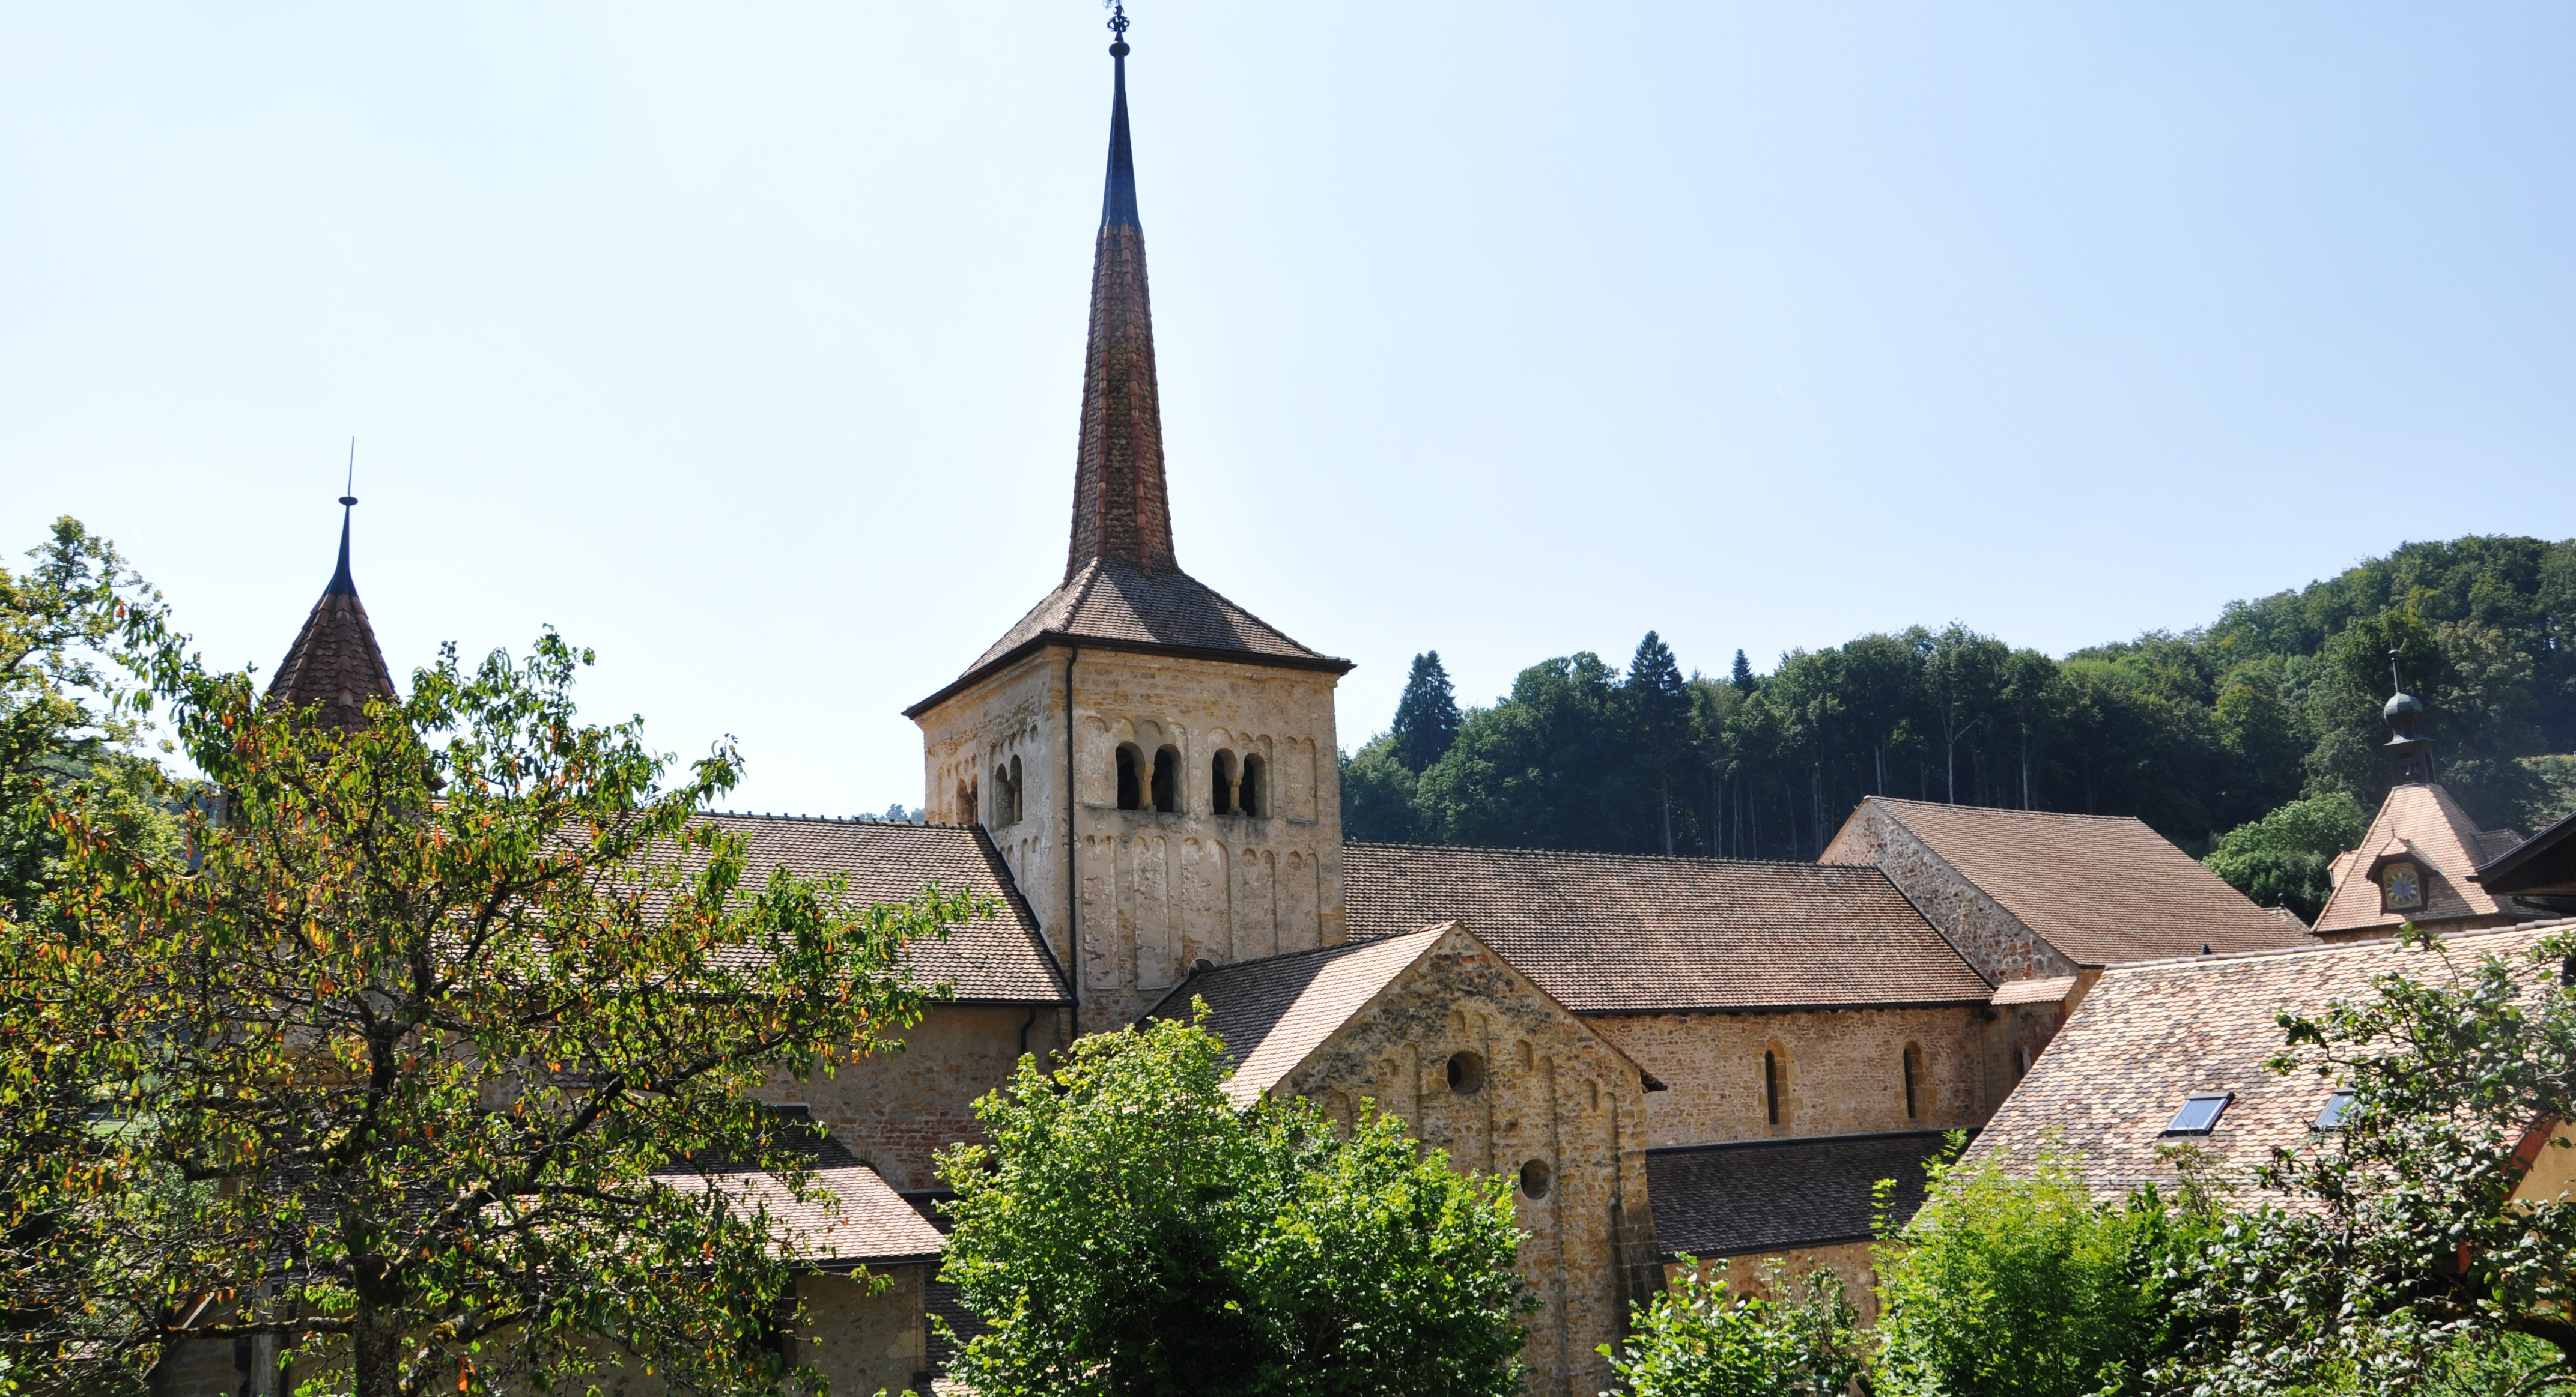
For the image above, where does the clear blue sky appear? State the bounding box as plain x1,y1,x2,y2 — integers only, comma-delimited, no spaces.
4,3,2571,817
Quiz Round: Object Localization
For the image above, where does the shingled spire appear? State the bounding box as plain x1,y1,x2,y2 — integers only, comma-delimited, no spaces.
268,492,398,730
1065,27,1176,580
907,19,1351,718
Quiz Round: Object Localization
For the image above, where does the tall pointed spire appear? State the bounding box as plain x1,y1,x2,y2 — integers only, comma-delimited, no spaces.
270,468,398,729
1066,13,1177,579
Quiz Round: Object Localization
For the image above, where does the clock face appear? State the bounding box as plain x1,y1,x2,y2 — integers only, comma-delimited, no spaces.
2383,864,2423,910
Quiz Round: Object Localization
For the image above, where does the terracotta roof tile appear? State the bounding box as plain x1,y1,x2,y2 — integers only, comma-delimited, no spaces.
693,1163,947,1266
1342,843,1992,1013
1646,1131,1954,1258
701,816,1070,1005
1964,920,2576,1201
1145,926,1448,1105
1842,798,2314,965
1991,975,2079,1006
2313,784,2523,935
910,557,1347,718
268,594,398,729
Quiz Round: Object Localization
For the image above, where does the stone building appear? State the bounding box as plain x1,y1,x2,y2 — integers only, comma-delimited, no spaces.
183,28,2375,1397
2310,668,2548,941
1820,795,2315,1080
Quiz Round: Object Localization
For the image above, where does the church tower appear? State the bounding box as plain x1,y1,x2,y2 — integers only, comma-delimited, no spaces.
905,27,1352,1030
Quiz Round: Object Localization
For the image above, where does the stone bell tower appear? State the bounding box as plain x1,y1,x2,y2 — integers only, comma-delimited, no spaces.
904,26,1352,1031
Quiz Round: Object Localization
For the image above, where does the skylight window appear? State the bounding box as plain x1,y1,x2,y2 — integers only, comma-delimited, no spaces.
2161,1092,2232,1136
2314,1089,2358,1130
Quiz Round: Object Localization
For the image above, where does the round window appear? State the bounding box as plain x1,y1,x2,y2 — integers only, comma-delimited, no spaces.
1519,1159,1552,1199
1445,1050,1486,1095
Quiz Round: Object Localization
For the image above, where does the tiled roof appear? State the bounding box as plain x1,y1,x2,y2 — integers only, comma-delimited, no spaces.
911,557,1349,715
1991,975,2079,1006
2313,784,2524,935
691,1163,947,1266
1842,798,2315,965
1964,921,2574,1201
268,514,398,728
1145,926,1449,1106
700,815,1069,1005
1341,843,1993,1014
1645,1131,1955,1259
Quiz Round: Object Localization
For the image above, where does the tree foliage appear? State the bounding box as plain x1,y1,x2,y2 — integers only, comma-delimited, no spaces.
0,518,180,924
2201,793,2371,920
1340,535,2575,861
1873,1139,2198,1397
2157,928,2576,1395
1599,1255,1862,1397
935,1011,1533,1397
7,628,971,1397
1388,651,1460,776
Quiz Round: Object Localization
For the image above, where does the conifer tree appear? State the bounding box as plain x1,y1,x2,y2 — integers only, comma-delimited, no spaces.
1390,651,1462,774
1626,632,1694,855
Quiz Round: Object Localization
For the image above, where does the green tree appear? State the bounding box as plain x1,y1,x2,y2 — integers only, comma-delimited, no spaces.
1599,1256,1862,1397
2159,927,2576,1394
937,1012,1533,1397
14,630,971,1396
1389,651,1461,774
1873,1139,2193,1397
0,518,180,924
1414,652,1627,851
1623,632,1695,856
2202,793,2371,921
1336,732,1420,843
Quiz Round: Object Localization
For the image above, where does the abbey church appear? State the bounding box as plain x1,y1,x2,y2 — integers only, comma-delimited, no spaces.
196,32,2374,1397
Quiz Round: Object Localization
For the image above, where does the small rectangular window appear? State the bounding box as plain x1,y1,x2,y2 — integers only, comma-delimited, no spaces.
2162,1092,2232,1136
2313,1089,2357,1130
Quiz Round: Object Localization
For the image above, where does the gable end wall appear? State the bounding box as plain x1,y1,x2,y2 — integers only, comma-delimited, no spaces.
1823,805,2077,983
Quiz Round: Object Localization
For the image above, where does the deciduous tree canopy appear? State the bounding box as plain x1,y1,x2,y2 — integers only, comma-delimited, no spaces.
1343,536,2576,886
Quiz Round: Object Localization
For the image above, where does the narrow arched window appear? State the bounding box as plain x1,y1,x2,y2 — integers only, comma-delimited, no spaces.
1763,1050,1781,1126
1239,754,1266,817
1903,1043,1924,1121
1152,745,1181,814
1009,755,1024,823
1212,751,1238,816
1116,745,1143,811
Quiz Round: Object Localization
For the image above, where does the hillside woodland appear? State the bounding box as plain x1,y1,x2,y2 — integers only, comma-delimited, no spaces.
1343,536,2576,918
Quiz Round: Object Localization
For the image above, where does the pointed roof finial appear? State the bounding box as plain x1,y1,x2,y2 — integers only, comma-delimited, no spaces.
1102,3,1138,228
329,437,359,597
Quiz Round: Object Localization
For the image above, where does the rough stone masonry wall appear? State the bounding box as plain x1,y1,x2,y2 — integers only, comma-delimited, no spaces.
1821,805,2079,984
1590,1005,1994,1148
794,1265,929,1396
764,1004,1067,1192
916,645,1349,1031
1277,929,1657,1397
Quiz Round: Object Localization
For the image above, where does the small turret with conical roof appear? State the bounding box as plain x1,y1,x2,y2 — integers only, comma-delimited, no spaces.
269,490,398,730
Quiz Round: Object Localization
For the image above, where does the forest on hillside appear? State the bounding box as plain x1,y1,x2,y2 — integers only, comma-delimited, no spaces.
1341,536,2576,913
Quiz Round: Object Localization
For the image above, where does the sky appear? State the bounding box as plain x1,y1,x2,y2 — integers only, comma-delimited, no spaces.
3,3,2571,817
